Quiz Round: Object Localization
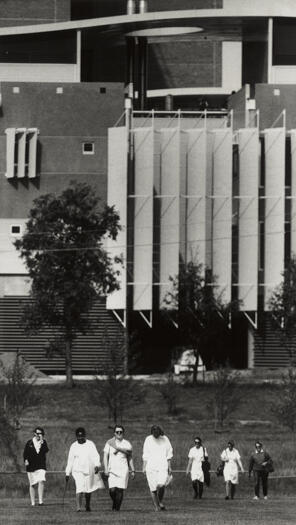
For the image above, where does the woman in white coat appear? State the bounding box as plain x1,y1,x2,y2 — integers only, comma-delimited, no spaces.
104,425,135,511
142,425,173,512
65,427,103,512
221,440,244,500
186,436,208,499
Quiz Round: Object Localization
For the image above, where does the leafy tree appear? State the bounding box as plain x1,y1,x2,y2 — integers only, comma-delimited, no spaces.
164,261,238,383
89,330,146,423
210,365,241,430
268,256,296,363
14,182,121,387
0,352,40,470
158,371,180,415
272,368,296,432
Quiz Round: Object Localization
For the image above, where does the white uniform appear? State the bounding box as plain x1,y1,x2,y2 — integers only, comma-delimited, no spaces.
104,439,132,490
188,446,208,482
65,439,104,493
143,435,173,492
221,447,241,485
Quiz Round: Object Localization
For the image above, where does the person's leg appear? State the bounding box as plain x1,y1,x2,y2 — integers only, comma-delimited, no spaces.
76,493,83,511
192,480,198,499
29,485,35,506
230,483,236,500
150,491,161,511
254,471,260,498
85,492,91,511
157,485,166,509
115,488,124,510
198,481,204,499
262,472,268,498
38,481,44,505
225,481,231,499
109,488,117,510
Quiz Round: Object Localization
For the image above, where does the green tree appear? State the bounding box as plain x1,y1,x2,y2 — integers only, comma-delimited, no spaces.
268,256,296,363
14,182,121,387
164,261,238,383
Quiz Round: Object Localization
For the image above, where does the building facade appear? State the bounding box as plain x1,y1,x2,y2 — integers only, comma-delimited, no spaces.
0,0,296,371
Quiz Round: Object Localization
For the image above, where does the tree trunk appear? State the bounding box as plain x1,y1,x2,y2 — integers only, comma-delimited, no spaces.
65,338,74,388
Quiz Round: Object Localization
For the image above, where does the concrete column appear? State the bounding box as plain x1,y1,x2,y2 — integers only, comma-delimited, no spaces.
127,0,136,14
139,0,148,13
138,37,148,110
267,18,273,83
165,94,174,111
126,37,136,99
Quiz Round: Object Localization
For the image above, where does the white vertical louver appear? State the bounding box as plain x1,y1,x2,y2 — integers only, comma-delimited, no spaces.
5,127,39,179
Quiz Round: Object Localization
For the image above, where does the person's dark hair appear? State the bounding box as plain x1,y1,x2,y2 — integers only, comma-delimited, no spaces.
34,427,44,436
114,424,125,433
75,427,86,437
255,440,262,447
151,425,164,436
194,436,202,443
228,439,235,447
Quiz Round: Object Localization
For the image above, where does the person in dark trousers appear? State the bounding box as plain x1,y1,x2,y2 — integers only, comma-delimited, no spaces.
23,426,49,506
104,425,135,511
186,436,208,499
249,440,272,500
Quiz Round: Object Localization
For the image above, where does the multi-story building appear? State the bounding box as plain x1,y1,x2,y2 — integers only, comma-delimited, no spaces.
0,0,295,372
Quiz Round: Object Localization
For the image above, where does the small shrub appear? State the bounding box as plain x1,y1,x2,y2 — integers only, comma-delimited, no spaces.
210,365,241,430
158,372,180,415
272,368,296,431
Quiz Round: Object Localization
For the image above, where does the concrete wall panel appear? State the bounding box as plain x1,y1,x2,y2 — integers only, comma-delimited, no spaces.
238,128,259,311
264,128,285,308
212,128,232,303
107,126,128,310
133,128,154,310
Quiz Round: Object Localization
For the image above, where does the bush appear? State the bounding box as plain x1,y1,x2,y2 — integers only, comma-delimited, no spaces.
210,365,241,430
158,372,180,415
272,368,296,431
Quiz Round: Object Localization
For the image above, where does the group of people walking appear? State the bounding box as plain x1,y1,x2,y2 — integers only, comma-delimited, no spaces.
23,426,273,512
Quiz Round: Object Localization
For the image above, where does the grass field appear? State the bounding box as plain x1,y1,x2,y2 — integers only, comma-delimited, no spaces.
1,379,296,523
3,495,296,524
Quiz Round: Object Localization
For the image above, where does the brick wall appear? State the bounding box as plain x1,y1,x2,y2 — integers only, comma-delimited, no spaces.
148,40,222,89
0,0,71,27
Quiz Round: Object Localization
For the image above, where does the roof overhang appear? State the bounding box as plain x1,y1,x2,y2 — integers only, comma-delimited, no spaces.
0,1,294,39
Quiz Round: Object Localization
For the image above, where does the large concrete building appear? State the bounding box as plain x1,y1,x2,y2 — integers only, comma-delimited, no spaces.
0,0,295,372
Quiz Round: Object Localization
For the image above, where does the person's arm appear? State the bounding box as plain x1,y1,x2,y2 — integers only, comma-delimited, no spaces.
221,450,227,462
90,442,101,473
237,452,244,473
103,446,110,476
203,447,208,461
129,457,136,479
65,445,74,479
165,437,173,474
142,437,149,473
186,458,193,476
43,440,49,454
262,452,271,466
248,455,254,477
23,441,30,467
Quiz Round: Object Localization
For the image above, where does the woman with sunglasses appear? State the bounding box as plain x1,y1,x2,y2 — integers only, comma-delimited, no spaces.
23,427,49,506
186,436,208,500
104,425,135,511
221,440,244,500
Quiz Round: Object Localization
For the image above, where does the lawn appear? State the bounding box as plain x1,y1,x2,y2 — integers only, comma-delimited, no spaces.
1,378,296,525
2,495,296,524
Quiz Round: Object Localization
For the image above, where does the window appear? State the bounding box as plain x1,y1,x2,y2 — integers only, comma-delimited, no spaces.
11,225,21,235
82,142,94,155
100,87,106,94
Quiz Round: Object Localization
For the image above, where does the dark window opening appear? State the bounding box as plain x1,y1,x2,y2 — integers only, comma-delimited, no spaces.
83,142,95,154
273,19,296,65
